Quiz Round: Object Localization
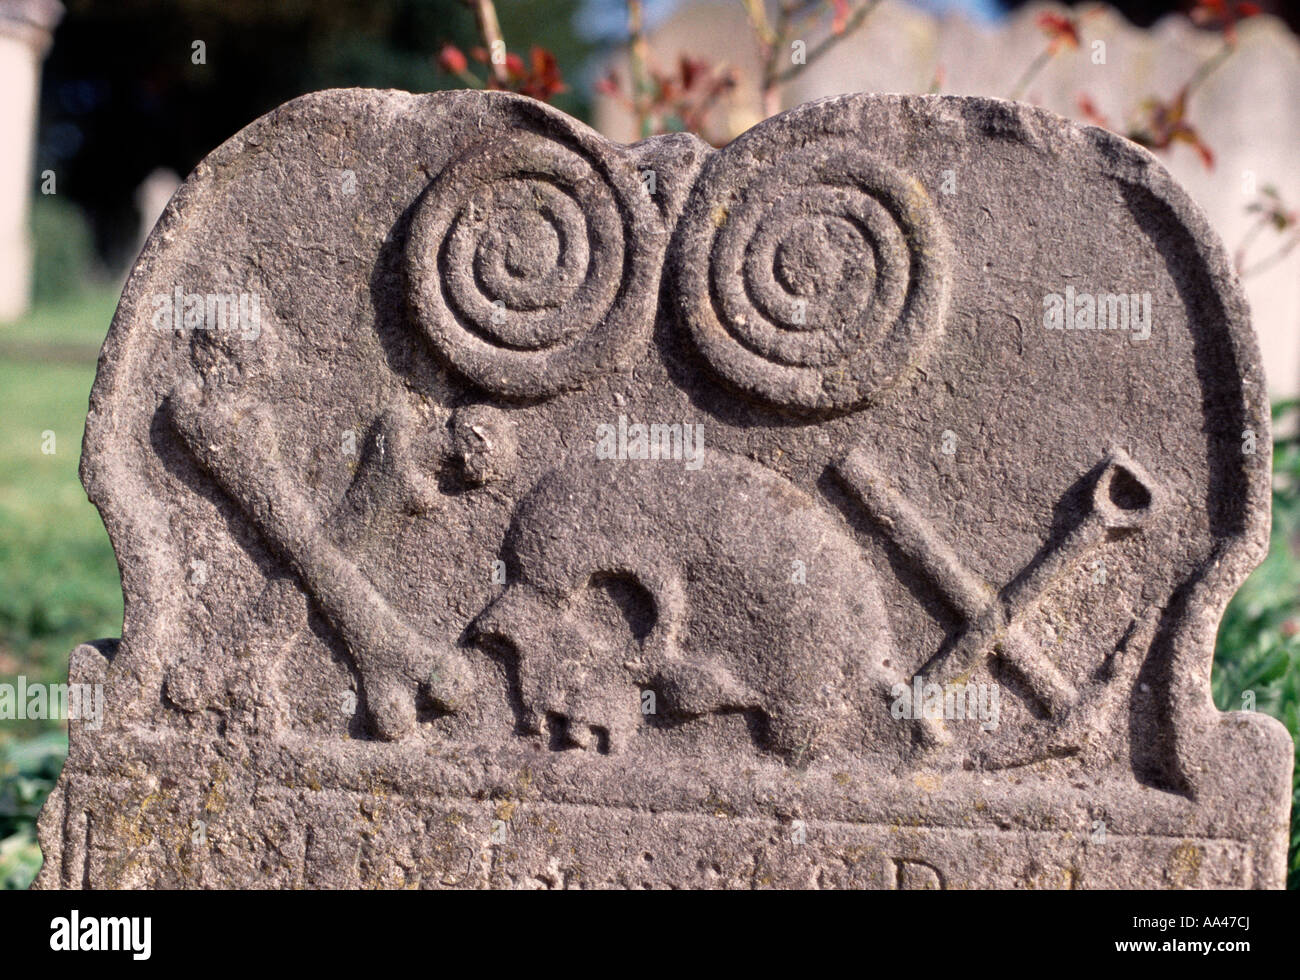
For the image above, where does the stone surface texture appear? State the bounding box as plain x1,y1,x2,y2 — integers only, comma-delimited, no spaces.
35,88,1293,889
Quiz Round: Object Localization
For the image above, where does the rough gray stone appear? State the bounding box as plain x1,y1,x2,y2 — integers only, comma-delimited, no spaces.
35,88,1292,889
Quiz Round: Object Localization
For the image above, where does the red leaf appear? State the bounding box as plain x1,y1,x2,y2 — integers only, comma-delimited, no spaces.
1076,93,1111,128
436,44,468,76
1191,0,1261,43
831,0,850,34
594,72,621,97
1036,12,1081,52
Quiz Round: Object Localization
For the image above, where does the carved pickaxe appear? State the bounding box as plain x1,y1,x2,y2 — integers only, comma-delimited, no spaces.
833,447,1162,725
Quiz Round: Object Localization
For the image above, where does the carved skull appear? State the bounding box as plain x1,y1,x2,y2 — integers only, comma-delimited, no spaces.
473,448,905,761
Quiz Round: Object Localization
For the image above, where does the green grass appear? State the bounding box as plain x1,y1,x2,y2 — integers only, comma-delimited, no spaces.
0,287,118,353
1212,399,1300,889
0,287,123,695
0,290,1297,889
0,732,68,888
0,287,122,888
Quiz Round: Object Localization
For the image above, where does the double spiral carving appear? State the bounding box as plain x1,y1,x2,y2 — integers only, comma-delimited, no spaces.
407,129,659,400
673,134,951,411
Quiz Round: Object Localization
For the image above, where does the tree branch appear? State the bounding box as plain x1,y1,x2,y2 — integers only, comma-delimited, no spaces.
467,0,509,87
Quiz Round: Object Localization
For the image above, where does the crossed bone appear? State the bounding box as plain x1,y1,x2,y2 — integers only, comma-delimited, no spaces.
166,373,1157,760
168,382,471,740
832,446,1161,751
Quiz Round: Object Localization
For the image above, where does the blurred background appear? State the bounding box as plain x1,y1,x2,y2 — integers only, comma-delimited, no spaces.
0,0,1297,888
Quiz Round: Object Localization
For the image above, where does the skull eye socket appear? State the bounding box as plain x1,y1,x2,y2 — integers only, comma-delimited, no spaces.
575,572,658,646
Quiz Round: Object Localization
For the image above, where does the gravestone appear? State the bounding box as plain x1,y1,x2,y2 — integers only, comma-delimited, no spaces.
35,89,1292,889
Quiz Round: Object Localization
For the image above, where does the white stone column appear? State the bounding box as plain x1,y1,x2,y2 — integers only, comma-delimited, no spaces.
0,0,63,322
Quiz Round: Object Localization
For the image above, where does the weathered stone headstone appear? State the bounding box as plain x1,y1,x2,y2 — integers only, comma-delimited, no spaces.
36,89,1292,889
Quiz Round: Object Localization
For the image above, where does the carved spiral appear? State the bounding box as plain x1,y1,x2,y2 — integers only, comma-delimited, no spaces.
673,135,951,411
407,129,659,400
